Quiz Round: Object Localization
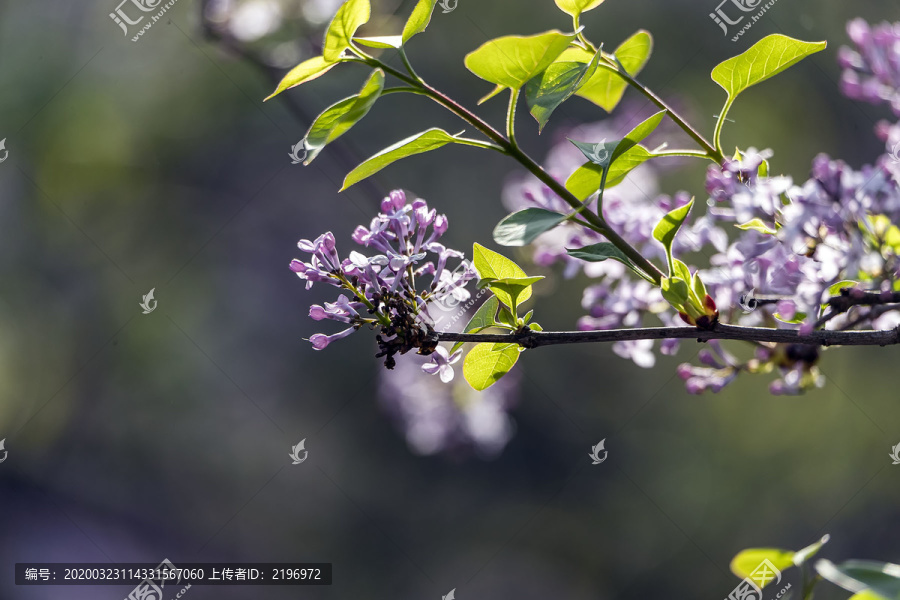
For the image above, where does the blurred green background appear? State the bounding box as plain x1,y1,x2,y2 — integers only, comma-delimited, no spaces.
1,0,899,599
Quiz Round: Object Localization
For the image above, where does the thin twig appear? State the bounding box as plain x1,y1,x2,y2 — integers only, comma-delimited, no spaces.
433,322,900,349
815,289,900,329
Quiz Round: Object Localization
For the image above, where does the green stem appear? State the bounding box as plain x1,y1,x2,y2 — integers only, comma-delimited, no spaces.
351,54,665,285
382,86,429,96
713,98,734,157
398,47,424,84
649,149,716,160
507,88,520,150
597,57,724,163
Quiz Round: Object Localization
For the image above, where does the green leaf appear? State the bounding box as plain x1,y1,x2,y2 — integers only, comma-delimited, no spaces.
354,35,403,49
472,243,532,308
525,49,603,131
323,0,371,62
341,128,481,190
660,277,690,307
265,56,337,101
612,109,666,163
816,560,900,600
736,218,777,235
731,549,796,588
463,342,521,391
712,35,826,133
653,198,694,273
464,30,579,93
302,70,384,164
566,242,652,281
576,30,652,112
450,296,499,354
488,276,545,312
851,592,890,600
402,0,438,43
497,305,516,328
565,145,651,200
493,208,566,247
554,0,606,17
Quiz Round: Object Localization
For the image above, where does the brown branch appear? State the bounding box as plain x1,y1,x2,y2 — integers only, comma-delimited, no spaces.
815,289,900,329
433,322,900,349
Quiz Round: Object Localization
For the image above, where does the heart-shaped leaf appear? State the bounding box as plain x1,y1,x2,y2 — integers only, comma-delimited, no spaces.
465,30,579,94
493,208,566,247
463,342,521,391
472,243,532,308
303,70,384,164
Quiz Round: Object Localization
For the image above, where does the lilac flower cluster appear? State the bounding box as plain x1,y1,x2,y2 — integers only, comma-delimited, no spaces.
503,23,900,394
290,190,477,374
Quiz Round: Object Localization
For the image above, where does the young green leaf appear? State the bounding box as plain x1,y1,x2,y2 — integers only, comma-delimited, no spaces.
713,35,826,142
493,208,566,247
566,242,654,281
402,0,438,43
652,198,694,273
554,0,606,18
660,277,690,307
576,30,653,112
611,109,666,162
488,276,545,313
731,549,796,586
302,70,384,164
354,35,403,49
323,0,371,62
565,145,651,200
265,56,337,101
815,560,900,600
472,243,532,308
341,128,482,190
463,342,521,391
450,296,500,354
525,49,603,131
464,30,579,94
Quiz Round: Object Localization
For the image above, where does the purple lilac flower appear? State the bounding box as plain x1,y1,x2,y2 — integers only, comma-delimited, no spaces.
291,190,477,369
421,346,462,383
839,19,900,116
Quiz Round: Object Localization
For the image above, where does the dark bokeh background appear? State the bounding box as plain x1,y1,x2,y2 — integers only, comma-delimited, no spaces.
1,0,899,599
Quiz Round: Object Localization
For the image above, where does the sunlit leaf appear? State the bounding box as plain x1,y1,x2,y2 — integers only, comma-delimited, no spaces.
341,128,481,190
472,243,532,308
402,0,438,43
554,0,606,18
525,49,602,131
576,30,652,112
463,342,521,391
265,56,337,101
303,70,384,164
323,0,371,62
450,296,499,353
653,198,694,273
465,30,579,93
731,549,796,588
355,35,403,48
565,145,652,200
